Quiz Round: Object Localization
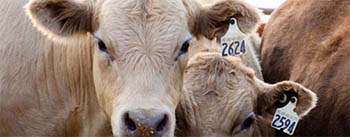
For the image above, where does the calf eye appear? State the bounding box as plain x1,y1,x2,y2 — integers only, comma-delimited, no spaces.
241,112,256,130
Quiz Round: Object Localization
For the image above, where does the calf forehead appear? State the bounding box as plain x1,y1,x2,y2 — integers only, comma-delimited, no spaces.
186,54,256,95
186,86,255,134
184,54,258,128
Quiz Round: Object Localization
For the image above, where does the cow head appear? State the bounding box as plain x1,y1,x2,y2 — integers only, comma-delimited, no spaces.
176,37,317,136
25,0,260,136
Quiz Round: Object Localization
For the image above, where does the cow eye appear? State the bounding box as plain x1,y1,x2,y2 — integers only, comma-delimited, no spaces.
181,39,190,53
177,39,190,57
240,112,256,130
98,39,108,52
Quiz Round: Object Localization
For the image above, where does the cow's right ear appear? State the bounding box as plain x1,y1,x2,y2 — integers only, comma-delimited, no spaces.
25,0,98,38
254,80,318,121
185,0,261,39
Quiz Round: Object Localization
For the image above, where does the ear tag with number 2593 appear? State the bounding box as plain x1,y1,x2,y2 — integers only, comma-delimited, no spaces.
220,18,247,56
271,97,300,135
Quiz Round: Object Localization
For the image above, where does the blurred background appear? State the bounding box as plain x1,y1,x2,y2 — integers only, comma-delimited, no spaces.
246,0,285,8
246,0,286,21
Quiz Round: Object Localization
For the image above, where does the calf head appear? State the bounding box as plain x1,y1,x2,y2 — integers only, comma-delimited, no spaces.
176,38,317,136
25,0,260,136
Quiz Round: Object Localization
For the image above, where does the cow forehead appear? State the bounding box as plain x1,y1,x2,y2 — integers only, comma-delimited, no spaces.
100,0,187,21
98,0,189,59
99,0,188,42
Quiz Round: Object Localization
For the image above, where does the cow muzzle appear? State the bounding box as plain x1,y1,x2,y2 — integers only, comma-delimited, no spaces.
120,108,170,137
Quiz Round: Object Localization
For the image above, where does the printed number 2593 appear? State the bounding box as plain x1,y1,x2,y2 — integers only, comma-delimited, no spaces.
272,114,296,135
222,40,245,56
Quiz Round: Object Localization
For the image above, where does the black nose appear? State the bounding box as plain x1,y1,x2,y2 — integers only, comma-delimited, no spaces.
123,109,169,137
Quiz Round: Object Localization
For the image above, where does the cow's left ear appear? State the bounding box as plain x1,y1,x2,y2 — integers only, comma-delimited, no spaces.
186,0,261,39
255,81,318,121
25,0,98,39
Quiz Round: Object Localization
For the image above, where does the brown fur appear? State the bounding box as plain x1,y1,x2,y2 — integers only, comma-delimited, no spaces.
176,37,317,136
261,0,350,136
257,23,266,37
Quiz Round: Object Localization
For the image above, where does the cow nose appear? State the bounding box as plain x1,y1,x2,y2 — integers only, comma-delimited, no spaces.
123,109,169,137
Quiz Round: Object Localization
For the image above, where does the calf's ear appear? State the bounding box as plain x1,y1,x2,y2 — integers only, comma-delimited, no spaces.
255,81,317,121
25,0,97,38
187,0,261,39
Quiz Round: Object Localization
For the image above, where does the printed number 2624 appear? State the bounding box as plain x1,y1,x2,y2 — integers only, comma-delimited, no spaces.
222,40,245,56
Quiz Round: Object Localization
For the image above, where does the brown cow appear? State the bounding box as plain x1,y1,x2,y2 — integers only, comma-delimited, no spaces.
176,37,317,136
261,0,350,136
0,0,260,136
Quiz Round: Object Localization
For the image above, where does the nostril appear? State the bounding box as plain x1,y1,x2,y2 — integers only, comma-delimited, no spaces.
124,113,137,132
156,114,168,134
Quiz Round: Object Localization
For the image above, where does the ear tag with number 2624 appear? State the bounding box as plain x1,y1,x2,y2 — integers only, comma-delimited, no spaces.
271,97,300,135
220,18,247,56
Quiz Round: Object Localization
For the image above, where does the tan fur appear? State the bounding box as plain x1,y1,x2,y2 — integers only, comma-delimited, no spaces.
0,0,263,136
261,0,350,136
25,0,98,38
176,37,317,136
0,0,110,136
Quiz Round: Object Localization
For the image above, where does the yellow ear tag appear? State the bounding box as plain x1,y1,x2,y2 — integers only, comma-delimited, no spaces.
271,97,300,135
220,18,247,56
